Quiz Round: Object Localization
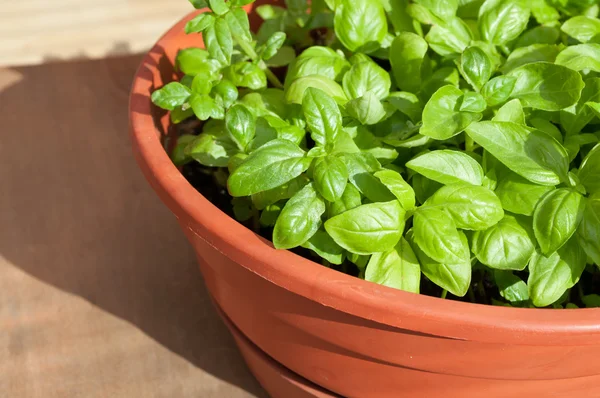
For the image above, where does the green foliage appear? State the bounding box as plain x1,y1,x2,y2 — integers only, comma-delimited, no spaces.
153,0,600,307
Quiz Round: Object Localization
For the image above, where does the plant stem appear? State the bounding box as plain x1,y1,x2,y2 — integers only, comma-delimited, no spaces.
235,37,284,89
441,289,448,299
465,135,476,152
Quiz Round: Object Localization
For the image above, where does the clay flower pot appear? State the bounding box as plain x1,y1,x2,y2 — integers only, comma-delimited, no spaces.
130,4,600,397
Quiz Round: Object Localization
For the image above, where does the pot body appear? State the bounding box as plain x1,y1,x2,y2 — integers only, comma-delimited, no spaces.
129,5,600,398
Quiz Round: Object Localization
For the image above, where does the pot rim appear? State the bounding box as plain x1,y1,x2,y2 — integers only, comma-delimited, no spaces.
129,6,600,345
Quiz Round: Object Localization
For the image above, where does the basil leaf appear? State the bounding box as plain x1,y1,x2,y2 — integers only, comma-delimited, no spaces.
533,188,585,256
421,85,482,140
386,92,423,123
479,0,530,45
286,75,348,105
413,206,470,263
313,156,349,202
285,46,350,87
334,0,388,53
301,229,344,264
500,44,560,74
345,93,387,126
366,237,421,293
481,75,517,107
528,236,586,307
473,215,535,270
515,26,560,48
176,49,219,77
390,32,429,93
578,143,600,195
342,60,391,100
420,67,460,102
223,62,267,90
185,14,215,34
185,132,238,167
212,80,238,109
460,46,493,91
208,0,229,15
228,139,312,196
151,82,192,110
224,7,252,42
240,89,287,118
465,121,568,186
374,169,416,211
324,201,405,255
190,93,223,120
556,44,600,73
327,183,362,218
459,92,487,113
302,87,342,146
408,229,472,296
342,153,395,202
406,150,484,186
225,104,255,151
507,62,584,111
560,78,600,136
251,176,308,210
576,194,600,265
493,99,525,124
426,184,504,231
171,135,196,166
204,17,233,66
415,0,458,19
561,15,600,43
494,270,529,303
273,183,326,249
188,0,209,9
426,17,473,56
495,171,555,216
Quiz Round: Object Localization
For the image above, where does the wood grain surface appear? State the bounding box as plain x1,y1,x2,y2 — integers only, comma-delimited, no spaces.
0,0,193,66
0,56,265,398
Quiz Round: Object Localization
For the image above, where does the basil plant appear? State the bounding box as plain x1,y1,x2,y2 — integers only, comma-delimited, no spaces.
152,0,600,308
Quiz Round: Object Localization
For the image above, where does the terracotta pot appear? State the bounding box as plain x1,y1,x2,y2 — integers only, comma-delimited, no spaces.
130,4,600,397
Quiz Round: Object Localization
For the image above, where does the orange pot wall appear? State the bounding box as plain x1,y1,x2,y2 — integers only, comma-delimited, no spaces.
130,5,600,397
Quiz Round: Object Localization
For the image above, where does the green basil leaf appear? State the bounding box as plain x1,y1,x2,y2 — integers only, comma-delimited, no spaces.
189,0,209,9
530,0,560,25
415,0,458,19
386,92,423,123
273,183,326,249
204,17,233,66
190,93,224,120
582,294,600,308
208,0,229,15
576,194,600,265
560,78,600,136
465,121,568,186
343,60,391,100
286,75,348,105
421,85,482,140
301,229,345,264
366,237,421,293
555,43,600,73
266,45,296,67
459,92,487,113
225,104,255,151
390,32,429,93
479,0,530,45
223,62,267,90
406,150,484,186
230,0,255,6
224,7,252,42
533,188,585,256
239,89,287,118
493,99,525,124
408,229,472,296
500,44,560,74
285,46,350,87
494,270,529,303
251,175,308,210
374,169,416,211
313,156,349,202
191,73,213,95
507,62,584,111
345,93,387,126
334,0,388,53
342,153,395,203
578,143,600,194
528,236,586,307
302,87,342,146
324,201,405,255
412,174,443,205
212,79,238,109
420,67,460,102
495,171,555,216
515,26,560,48
413,206,470,263
473,215,535,270
151,82,192,110
481,75,517,107
327,183,362,217
561,15,600,43
426,184,504,230
176,48,216,76
426,17,473,56
185,132,238,167
460,46,493,90
170,134,196,166
386,0,417,35
228,139,312,196
259,32,287,61
185,12,215,34
529,118,562,143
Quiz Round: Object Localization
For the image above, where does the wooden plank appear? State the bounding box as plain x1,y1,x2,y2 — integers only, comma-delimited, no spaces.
0,0,193,66
0,56,265,398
